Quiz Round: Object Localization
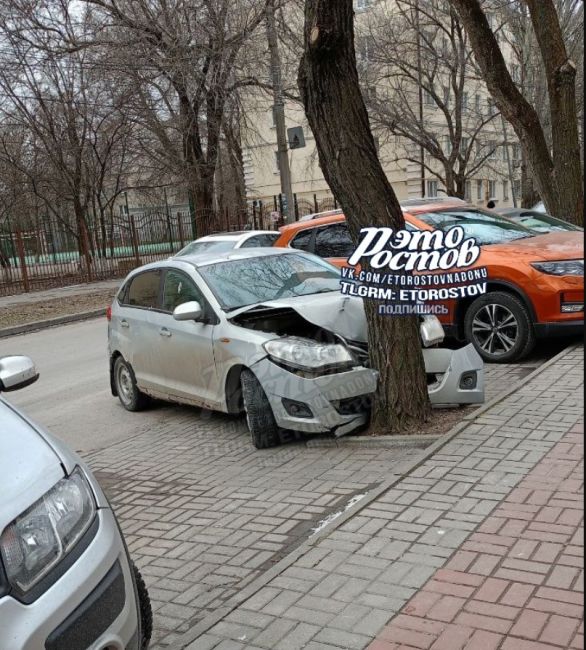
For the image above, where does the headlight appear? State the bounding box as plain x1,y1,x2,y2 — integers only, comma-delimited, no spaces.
531,260,584,276
264,337,354,373
0,467,96,593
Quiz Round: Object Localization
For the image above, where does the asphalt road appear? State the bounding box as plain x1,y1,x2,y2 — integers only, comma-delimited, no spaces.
0,317,578,455
0,318,179,453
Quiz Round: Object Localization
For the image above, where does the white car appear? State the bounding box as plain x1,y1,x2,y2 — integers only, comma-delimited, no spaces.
0,356,151,650
108,248,485,449
174,231,280,258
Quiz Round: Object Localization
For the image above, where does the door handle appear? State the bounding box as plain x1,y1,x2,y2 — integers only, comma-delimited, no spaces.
120,320,129,329
160,328,172,338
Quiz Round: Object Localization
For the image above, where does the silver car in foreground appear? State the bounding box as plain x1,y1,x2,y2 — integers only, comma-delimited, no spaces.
108,249,484,448
0,356,151,650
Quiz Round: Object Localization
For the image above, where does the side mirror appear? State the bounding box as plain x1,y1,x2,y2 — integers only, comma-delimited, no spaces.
0,356,39,392
173,301,204,322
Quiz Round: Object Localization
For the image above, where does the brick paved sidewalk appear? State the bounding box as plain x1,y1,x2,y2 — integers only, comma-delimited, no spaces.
182,345,583,650
370,421,584,650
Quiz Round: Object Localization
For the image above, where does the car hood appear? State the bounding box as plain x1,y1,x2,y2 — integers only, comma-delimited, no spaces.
486,232,583,261
228,292,369,342
0,399,66,527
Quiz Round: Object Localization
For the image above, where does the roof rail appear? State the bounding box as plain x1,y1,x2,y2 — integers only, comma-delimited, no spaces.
400,197,467,208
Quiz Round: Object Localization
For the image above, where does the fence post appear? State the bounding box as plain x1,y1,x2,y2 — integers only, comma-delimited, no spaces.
164,188,174,253
177,212,185,248
15,229,30,293
130,212,140,266
313,194,319,212
294,194,299,221
225,208,230,232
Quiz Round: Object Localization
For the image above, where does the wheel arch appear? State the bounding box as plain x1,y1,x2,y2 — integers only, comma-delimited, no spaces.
224,363,247,414
454,280,537,339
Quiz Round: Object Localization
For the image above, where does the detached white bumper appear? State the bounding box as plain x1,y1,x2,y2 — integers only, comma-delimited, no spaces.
424,344,485,406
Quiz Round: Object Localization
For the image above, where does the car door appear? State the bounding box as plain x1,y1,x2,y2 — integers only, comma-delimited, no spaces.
115,270,163,392
148,268,221,408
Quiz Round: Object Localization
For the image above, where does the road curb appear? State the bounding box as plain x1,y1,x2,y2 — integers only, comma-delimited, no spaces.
0,309,105,338
169,342,578,650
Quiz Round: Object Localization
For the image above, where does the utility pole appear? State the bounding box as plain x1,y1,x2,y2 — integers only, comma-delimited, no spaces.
414,0,426,198
266,0,295,224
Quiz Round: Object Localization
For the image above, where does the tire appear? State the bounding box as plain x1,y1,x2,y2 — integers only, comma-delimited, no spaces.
113,356,151,412
241,369,281,449
464,291,536,363
131,562,153,650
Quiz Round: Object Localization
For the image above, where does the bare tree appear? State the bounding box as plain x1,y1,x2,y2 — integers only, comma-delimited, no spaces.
299,0,431,433
361,0,510,199
447,0,584,224
497,0,584,208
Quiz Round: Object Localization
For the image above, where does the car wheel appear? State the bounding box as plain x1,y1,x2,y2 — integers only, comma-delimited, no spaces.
241,369,281,449
464,291,536,363
131,562,153,650
114,357,150,411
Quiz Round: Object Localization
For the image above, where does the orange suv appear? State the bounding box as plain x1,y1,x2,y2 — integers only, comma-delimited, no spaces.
274,202,584,363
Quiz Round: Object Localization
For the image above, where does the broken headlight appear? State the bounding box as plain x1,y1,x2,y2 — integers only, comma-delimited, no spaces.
264,337,354,374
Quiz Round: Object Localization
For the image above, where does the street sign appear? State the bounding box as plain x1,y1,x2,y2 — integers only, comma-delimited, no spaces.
287,126,306,150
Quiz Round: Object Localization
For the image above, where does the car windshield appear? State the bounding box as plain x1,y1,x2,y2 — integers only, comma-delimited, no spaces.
509,212,580,233
199,253,341,311
176,240,236,257
416,209,534,244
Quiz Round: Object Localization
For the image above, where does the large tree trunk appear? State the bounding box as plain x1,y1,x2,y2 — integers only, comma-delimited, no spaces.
448,0,584,225
298,0,431,433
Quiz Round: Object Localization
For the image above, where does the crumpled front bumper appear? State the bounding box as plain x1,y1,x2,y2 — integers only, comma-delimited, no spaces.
251,343,483,437
424,344,485,406
252,357,378,437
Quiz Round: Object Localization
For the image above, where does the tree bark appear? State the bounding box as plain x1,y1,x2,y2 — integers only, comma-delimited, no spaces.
448,0,584,225
298,0,431,433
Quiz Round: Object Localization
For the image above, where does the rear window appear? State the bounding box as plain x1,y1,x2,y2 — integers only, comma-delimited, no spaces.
416,209,534,245
176,240,236,257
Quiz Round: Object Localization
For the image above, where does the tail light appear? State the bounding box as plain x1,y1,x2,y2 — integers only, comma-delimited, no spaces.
106,306,112,322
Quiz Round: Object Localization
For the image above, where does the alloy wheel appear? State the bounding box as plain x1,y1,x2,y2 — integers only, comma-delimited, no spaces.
472,303,519,357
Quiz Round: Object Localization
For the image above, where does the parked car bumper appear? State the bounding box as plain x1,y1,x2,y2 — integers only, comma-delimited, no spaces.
534,320,584,338
0,508,139,650
424,344,485,406
252,358,378,436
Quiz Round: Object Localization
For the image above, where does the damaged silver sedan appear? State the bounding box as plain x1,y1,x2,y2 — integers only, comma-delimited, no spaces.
108,249,484,448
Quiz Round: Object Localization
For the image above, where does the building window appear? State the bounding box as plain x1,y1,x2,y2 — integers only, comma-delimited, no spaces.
462,92,469,112
357,35,375,67
427,180,439,198
444,136,452,155
503,180,509,200
355,0,372,10
488,141,498,159
488,180,497,198
443,85,451,107
513,179,522,199
274,151,280,173
487,99,496,116
475,94,482,114
477,179,483,200
465,181,472,201
461,137,469,153
511,64,521,83
512,144,521,161
424,88,435,106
